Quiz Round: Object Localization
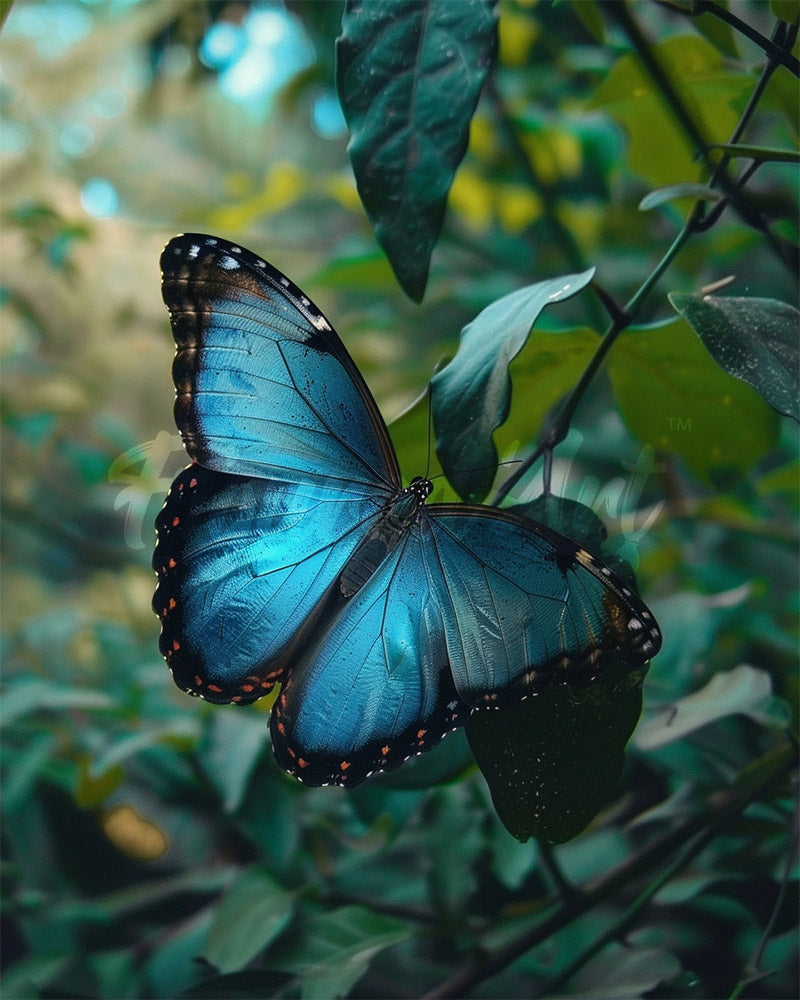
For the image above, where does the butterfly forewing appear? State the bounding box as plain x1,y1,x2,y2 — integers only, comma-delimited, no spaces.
160,235,401,492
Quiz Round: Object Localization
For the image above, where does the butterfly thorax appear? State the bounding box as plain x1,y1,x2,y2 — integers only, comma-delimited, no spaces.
338,477,433,599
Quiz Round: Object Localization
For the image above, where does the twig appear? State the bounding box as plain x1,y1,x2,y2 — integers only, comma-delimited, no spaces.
422,742,796,999
490,3,797,506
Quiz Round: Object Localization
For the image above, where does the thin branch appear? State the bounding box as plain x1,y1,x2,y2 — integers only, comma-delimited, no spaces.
696,0,800,77
422,742,796,1000
484,76,606,331
490,3,797,506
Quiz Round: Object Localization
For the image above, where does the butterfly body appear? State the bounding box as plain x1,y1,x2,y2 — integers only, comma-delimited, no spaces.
153,234,661,786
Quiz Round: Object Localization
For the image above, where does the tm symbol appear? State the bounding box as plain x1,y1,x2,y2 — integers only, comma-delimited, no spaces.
667,417,692,431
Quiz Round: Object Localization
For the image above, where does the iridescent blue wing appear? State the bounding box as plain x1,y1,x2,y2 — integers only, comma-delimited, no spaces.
160,234,400,492
153,463,383,702
154,234,399,700
270,525,470,786
425,506,661,703
270,505,660,786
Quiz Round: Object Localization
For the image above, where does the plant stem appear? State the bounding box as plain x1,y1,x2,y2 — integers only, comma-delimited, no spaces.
697,0,800,77
422,742,796,1000
490,3,796,506
485,76,606,330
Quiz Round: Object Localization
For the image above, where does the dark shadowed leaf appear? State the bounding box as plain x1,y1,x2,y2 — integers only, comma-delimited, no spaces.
563,943,682,998
668,293,799,422
336,0,497,300
467,658,646,843
431,269,595,502
271,905,411,999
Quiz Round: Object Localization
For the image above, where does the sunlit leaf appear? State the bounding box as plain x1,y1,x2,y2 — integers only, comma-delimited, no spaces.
431,270,595,502
336,0,497,299
607,317,779,484
588,35,753,187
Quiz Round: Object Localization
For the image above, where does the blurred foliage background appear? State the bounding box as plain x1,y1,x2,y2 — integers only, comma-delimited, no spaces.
1,1,797,998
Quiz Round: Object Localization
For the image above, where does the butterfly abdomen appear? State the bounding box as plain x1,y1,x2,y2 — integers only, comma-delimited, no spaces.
338,484,430,598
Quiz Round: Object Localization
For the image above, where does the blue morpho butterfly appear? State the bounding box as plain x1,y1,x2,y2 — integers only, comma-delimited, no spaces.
153,234,662,787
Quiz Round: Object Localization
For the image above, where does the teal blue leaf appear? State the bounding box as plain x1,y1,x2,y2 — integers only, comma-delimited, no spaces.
431,268,595,502
336,0,497,300
0,678,114,728
273,905,411,999
203,866,295,974
199,710,270,813
669,292,799,422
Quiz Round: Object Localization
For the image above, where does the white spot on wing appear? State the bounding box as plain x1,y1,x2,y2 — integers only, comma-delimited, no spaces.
219,255,240,270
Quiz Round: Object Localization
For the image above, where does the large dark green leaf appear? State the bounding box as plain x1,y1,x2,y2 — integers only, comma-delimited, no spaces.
467,658,646,843
668,293,799,422
431,269,595,502
336,0,497,300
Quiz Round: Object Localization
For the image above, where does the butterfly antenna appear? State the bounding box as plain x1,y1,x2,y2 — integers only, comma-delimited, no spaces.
425,383,433,478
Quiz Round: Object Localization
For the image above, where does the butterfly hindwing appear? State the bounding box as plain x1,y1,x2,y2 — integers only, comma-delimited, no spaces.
270,525,470,786
267,504,660,786
153,463,384,703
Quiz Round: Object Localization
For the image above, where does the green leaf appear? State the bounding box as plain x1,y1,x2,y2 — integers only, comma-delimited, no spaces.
431,270,596,502
89,721,199,779
336,0,497,300
639,183,722,210
199,710,270,813
706,142,800,163
203,865,295,974
771,0,800,24
635,664,792,750
668,293,800,422
273,905,411,1000
564,943,682,998
587,35,753,187
467,658,646,843
607,316,779,484
0,678,114,728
